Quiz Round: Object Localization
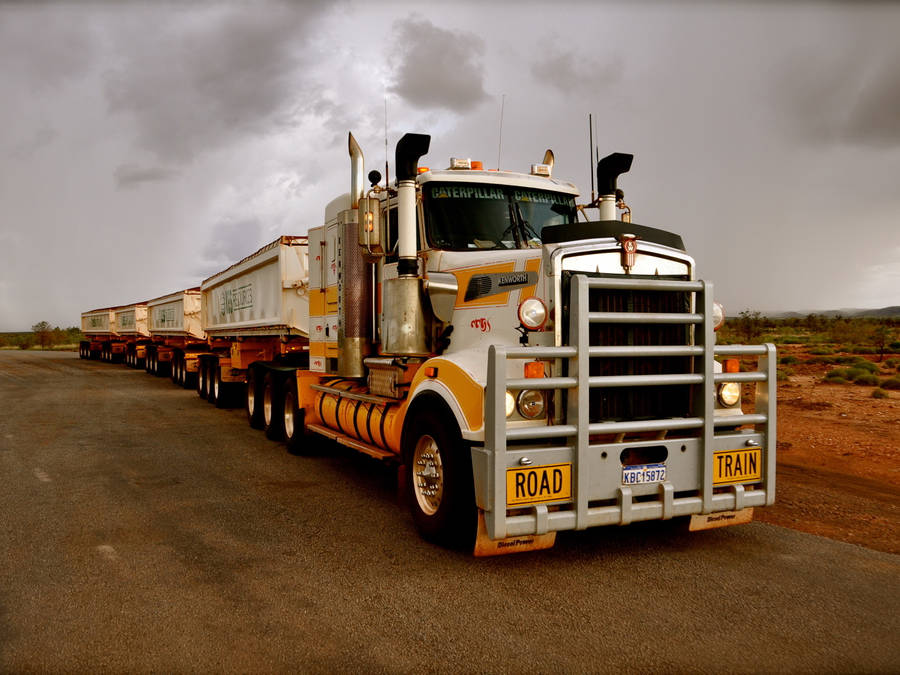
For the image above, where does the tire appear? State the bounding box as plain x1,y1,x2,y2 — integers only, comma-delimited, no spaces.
402,400,477,549
283,381,313,455
246,367,264,429
263,372,284,441
171,354,180,384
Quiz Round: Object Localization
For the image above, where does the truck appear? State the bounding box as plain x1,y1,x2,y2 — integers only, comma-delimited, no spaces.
144,288,207,385
170,131,776,555
84,132,777,554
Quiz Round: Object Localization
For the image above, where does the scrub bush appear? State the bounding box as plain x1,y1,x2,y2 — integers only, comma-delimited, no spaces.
872,388,888,399
880,377,900,390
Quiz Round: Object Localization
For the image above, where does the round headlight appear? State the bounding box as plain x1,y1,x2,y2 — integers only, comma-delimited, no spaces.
712,302,725,331
717,382,741,407
518,297,547,331
505,390,516,418
516,389,545,419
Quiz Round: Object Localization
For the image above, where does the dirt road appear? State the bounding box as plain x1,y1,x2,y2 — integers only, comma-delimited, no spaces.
1,351,898,672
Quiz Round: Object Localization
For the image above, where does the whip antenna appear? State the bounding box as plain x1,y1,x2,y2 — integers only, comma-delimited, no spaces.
589,114,595,203
497,94,505,170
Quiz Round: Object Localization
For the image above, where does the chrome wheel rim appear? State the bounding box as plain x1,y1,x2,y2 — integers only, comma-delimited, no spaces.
247,380,255,416
213,370,220,399
284,393,294,439
263,383,272,425
412,435,444,516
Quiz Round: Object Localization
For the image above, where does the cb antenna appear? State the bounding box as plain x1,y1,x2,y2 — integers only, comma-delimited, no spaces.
588,114,595,203
497,93,506,170
384,97,389,190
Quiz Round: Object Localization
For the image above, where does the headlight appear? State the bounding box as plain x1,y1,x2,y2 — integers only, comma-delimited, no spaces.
505,390,515,418
516,390,545,419
717,382,741,406
518,297,547,331
712,302,725,331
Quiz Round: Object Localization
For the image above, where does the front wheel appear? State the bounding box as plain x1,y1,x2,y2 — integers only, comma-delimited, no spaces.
402,403,477,549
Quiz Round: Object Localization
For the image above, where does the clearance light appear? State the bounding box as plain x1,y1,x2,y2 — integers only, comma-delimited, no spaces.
517,390,545,419
449,157,472,170
417,166,429,174
471,160,483,170
531,163,551,177
518,297,547,331
524,361,544,378
712,302,725,331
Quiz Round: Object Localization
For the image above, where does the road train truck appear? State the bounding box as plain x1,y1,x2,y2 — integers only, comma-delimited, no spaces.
187,132,776,555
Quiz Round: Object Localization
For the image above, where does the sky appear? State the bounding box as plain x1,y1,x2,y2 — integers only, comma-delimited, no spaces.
1,0,898,330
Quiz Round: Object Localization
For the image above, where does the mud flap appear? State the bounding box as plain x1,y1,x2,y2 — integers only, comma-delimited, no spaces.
473,511,556,557
689,507,754,531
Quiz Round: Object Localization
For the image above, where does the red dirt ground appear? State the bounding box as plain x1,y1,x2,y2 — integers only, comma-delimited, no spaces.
751,348,900,554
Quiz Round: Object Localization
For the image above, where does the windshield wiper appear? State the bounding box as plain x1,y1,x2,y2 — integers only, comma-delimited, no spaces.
514,202,541,244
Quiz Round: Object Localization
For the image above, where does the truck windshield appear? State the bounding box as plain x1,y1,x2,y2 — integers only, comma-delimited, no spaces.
423,182,576,250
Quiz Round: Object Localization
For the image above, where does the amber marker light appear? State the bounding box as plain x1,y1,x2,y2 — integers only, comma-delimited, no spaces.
724,359,740,373
524,361,544,379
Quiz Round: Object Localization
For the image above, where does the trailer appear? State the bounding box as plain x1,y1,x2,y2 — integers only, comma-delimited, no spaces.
144,288,207,385
196,237,310,411
79,307,119,361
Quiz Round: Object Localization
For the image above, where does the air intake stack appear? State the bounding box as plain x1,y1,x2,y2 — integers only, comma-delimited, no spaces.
596,152,633,220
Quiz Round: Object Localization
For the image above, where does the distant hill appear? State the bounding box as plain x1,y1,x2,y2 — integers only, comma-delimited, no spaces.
764,306,900,319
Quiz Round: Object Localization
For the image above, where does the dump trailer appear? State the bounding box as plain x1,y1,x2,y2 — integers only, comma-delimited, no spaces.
196,237,310,410
188,132,776,555
144,288,207,385
79,307,119,361
114,303,150,367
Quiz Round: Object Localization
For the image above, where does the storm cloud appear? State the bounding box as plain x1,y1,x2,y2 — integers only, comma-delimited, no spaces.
389,17,488,112
103,4,329,163
531,50,620,93
114,164,178,189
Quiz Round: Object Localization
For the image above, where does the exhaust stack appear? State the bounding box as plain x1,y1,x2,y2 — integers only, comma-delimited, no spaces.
382,133,431,356
349,133,364,209
596,152,633,220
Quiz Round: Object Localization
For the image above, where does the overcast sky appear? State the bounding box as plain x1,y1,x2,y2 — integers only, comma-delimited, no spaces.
1,1,898,330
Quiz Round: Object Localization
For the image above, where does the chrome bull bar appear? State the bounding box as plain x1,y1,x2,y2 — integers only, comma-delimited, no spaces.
474,274,777,540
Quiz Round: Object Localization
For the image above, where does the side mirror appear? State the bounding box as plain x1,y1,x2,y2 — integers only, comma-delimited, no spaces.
358,197,383,257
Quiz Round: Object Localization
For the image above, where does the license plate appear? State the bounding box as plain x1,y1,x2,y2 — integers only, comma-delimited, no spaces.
622,463,666,485
713,448,761,485
506,463,572,506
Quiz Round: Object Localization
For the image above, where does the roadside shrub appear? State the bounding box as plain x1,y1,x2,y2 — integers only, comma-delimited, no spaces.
776,369,791,382
808,347,834,355
825,368,851,380
889,341,900,351
851,359,879,374
824,376,847,385
810,356,839,365
880,377,900,390
780,336,806,344
885,357,899,369
853,346,877,355
854,373,880,386
780,355,800,365
872,388,888,399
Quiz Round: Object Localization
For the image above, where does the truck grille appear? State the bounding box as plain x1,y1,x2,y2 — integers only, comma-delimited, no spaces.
562,271,694,423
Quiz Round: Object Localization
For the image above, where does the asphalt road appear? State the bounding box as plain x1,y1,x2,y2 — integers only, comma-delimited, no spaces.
1,350,898,673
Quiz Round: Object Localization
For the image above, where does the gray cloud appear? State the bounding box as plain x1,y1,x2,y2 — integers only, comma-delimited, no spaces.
197,217,264,280
10,125,58,159
531,50,620,93
104,4,330,164
389,17,488,112
114,164,178,189
777,41,900,147
0,5,98,90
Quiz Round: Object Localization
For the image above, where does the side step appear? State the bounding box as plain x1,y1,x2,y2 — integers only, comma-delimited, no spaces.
306,423,395,461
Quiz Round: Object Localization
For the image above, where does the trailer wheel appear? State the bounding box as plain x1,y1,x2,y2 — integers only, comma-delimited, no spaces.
171,354,180,384
207,360,220,405
402,400,477,549
213,365,231,409
246,367,264,429
263,372,285,441
283,382,313,455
